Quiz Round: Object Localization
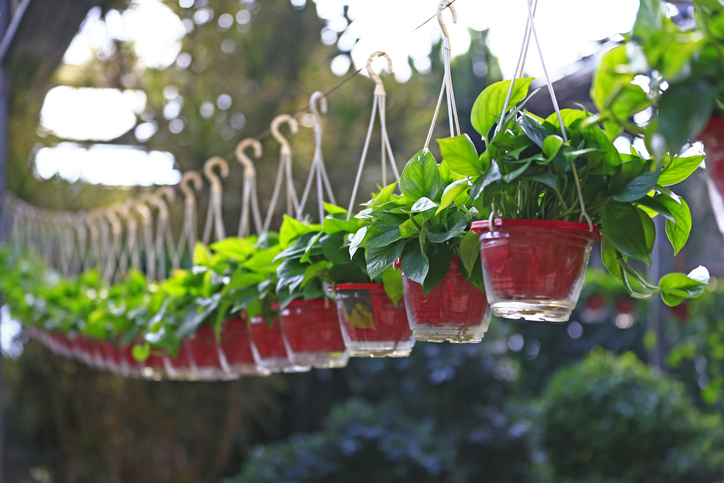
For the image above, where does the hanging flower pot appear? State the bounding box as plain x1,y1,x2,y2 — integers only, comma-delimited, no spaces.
335,283,414,357
101,340,121,374
249,313,310,373
471,219,599,322
163,343,197,381
399,258,491,343
220,318,269,377
699,117,724,233
118,343,142,378
142,352,166,380
71,335,95,367
279,299,349,368
185,325,233,381
51,332,74,359
38,330,55,354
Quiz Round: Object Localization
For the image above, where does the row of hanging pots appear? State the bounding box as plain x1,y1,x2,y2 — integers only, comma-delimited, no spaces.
28,323,265,380
395,220,598,331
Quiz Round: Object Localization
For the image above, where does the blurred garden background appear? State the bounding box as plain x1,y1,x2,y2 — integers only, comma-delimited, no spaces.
3,0,724,481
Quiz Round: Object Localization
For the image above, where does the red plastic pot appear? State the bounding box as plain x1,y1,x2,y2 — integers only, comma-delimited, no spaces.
335,283,414,357
88,338,108,370
699,117,724,234
71,335,94,366
249,313,310,373
185,325,232,381
279,299,349,368
119,342,165,380
163,343,196,380
472,219,600,322
101,341,121,374
51,333,74,358
143,352,166,380
220,318,269,376
118,343,142,378
400,257,491,343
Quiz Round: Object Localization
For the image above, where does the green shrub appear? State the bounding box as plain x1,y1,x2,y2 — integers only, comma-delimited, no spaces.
236,397,531,483
538,349,724,482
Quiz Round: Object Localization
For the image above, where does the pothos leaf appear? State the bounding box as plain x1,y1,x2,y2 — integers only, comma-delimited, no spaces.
400,149,442,201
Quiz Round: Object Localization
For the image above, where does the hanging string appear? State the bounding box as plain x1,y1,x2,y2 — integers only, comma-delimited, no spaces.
235,138,264,237
264,114,301,232
201,157,230,244
135,195,162,282
347,51,400,219
424,0,462,150
494,0,592,230
72,212,89,275
175,171,203,269
155,187,176,280
296,91,337,223
104,206,125,283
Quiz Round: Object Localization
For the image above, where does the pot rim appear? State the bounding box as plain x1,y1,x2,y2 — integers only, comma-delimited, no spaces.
471,219,600,241
335,282,384,291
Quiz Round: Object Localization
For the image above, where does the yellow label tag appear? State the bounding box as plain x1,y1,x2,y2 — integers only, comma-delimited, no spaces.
343,301,376,330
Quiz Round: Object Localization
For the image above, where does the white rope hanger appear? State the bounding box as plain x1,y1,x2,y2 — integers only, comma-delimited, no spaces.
495,0,592,229
72,212,89,275
175,171,203,269
104,205,128,283
424,0,462,150
297,91,337,222
132,199,156,282
235,138,264,237
202,157,230,244
347,51,401,220
265,114,301,232
154,187,176,280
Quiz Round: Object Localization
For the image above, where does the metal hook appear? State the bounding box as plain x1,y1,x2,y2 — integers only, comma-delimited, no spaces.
437,0,457,50
105,204,125,232
271,114,299,156
155,186,176,206
366,51,393,96
203,157,230,193
235,138,262,178
309,91,328,125
138,192,169,219
180,171,203,203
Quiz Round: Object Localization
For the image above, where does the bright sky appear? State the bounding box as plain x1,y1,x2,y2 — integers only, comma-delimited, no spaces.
38,0,640,187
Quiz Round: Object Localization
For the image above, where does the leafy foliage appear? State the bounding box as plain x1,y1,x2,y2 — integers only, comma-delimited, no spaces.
353,155,485,295
433,78,708,305
274,205,403,306
592,1,724,157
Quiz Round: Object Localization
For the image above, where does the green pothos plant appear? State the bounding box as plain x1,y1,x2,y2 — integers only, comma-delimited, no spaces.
349,148,486,296
138,233,281,358
590,0,724,158
274,204,403,305
431,77,708,306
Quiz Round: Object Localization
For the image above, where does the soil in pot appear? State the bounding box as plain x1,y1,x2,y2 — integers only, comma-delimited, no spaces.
401,258,491,343
249,314,310,373
335,283,414,357
472,219,599,322
279,299,349,368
